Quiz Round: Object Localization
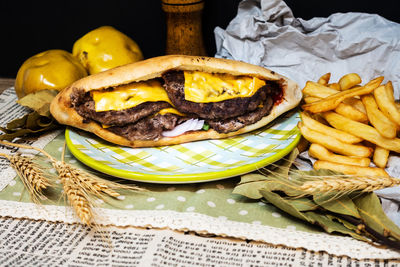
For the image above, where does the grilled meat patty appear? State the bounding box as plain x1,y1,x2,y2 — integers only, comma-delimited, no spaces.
162,70,273,120
71,88,171,126
70,70,281,140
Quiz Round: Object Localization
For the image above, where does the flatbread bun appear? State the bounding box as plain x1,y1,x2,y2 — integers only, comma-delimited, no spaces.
50,55,301,147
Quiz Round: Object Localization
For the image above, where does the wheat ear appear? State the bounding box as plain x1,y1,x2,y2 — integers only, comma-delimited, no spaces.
0,152,50,203
54,160,93,225
300,175,400,194
0,140,145,225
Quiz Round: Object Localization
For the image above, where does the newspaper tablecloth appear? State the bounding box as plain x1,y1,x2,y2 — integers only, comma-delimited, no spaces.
0,85,399,261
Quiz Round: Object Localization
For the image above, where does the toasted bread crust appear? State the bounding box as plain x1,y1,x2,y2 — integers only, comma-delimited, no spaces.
50,55,301,148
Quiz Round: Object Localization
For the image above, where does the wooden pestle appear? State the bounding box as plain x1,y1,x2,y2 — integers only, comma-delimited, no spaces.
161,0,207,56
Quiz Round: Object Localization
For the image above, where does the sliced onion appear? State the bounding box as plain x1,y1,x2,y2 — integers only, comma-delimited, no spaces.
162,119,205,137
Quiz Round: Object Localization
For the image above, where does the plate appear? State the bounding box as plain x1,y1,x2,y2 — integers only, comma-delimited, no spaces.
65,111,301,184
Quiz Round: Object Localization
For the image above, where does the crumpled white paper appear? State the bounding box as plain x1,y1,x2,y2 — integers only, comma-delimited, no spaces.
214,0,400,226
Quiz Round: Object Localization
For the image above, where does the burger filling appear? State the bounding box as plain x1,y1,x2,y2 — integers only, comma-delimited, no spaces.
162,70,282,133
70,71,283,141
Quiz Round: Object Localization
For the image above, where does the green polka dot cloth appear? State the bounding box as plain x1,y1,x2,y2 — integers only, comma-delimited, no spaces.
2,131,399,258
0,131,316,232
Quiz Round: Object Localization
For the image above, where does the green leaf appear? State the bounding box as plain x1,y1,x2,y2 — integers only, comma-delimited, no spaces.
232,181,266,199
313,194,361,219
0,126,14,134
233,174,269,199
238,173,269,184
26,112,43,129
259,189,313,223
326,214,360,232
263,179,305,197
16,89,58,117
0,110,59,141
353,192,400,241
304,211,369,242
6,114,29,129
284,197,318,212
0,123,59,141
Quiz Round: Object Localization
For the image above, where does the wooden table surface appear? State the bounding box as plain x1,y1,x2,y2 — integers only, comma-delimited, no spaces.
0,78,14,93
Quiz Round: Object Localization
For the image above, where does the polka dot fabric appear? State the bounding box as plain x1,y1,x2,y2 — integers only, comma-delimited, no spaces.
0,130,313,239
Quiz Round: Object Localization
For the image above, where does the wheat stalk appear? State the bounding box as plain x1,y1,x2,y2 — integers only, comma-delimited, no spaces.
0,139,145,226
300,175,400,194
54,160,93,225
0,152,50,203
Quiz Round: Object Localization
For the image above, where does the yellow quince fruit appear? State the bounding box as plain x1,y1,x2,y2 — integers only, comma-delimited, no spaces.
72,26,143,74
15,49,88,99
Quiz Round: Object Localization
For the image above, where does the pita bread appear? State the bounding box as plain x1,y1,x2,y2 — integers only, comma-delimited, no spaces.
50,55,301,147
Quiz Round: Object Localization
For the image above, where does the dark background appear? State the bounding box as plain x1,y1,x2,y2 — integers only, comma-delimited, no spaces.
0,0,399,78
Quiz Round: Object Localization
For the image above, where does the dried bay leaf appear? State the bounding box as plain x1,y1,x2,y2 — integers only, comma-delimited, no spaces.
353,192,400,241
326,214,360,233
0,89,60,141
232,181,266,199
238,173,269,184
313,194,361,219
263,179,305,197
0,123,59,141
6,114,28,129
233,174,269,199
304,211,369,242
259,189,313,223
233,153,400,249
17,90,58,117
0,111,59,141
284,197,318,212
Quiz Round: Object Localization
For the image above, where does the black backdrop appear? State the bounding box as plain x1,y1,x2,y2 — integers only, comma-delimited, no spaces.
1,0,398,78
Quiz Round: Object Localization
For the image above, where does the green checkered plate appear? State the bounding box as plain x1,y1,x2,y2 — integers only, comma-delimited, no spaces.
65,111,301,184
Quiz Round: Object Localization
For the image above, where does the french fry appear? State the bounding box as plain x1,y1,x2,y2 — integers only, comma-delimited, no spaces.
334,102,369,123
373,146,390,169
298,122,373,157
302,81,339,98
304,96,368,122
314,160,389,177
385,81,395,103
300,112,363,144
318,73,331,85
303,96,321,103
338,73,362,90
309,143,370,167
343,97,366,114
328,83,341,90
396,102,400,112
374,84,400,126
303,83,368,122
361,94,397,138
302,76,384,113
323,111,400,153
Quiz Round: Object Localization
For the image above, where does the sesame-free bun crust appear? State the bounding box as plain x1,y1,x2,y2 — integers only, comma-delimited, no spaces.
50,55,301,148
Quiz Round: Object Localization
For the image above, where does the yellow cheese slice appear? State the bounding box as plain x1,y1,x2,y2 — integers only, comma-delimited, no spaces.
92,80,172,112
184,71,266,103
157,107,186,116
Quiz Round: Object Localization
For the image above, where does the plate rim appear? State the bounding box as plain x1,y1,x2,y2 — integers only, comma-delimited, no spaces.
65,116,301,183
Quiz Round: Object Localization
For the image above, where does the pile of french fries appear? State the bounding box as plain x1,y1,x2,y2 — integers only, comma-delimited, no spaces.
299,72,400,177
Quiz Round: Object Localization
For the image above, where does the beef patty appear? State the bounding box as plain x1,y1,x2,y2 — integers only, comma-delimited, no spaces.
162,70,274,120
71,88,170,126
70,71,282,140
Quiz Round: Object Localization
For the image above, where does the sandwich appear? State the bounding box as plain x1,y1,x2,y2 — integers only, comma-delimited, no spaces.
50,55,301,148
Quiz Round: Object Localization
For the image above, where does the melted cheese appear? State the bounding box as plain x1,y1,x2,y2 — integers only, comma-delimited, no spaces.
157,108,186,116
184,71,266,103
91,80,172,112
